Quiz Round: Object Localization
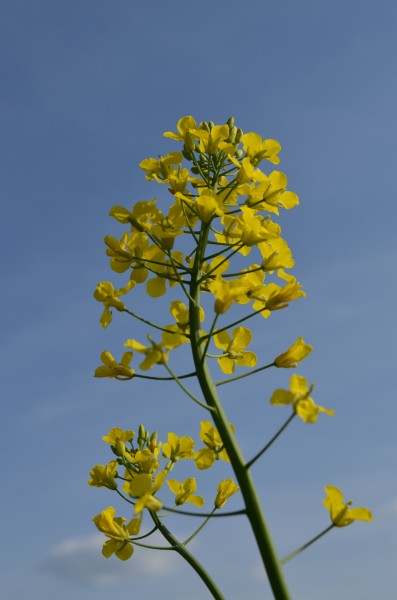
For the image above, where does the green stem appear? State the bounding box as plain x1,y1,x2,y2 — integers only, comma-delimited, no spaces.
134,372,196,381
246,413,296,469
163,363,215,412
216,362,274,386
206,305,272,339
183,509,216,545
200,314,219,364
150,512,226,600
160,505,246,518
189,223,291,600
123,308,190,338
198,244,244,283
281,524,335,564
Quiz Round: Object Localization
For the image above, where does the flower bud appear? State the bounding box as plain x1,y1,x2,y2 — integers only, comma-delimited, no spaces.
138,424,146,448
182,147,194,161
149,431,158,451
115,439,126,456
184,131,196,152
235,128,243,143
226,116,235,129
200,121,210,132
227,125,238,143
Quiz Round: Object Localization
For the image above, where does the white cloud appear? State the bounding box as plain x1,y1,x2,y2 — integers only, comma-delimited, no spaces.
43,532,181,586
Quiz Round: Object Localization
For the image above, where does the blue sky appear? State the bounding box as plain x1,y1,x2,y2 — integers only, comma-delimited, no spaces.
1,1,397,598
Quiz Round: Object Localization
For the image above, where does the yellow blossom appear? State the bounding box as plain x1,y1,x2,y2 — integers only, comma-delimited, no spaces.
93,281,135,328
94,351,135,380
242,171,299,215
214,478,240,509
88,461,118,490
163,115,197,148
210,276,249,314
168,167,191,193
145,249,185,298
241,132,281,165
194,421,233,470
139,152,183,182
93,506,140,560
167,478,204,507
274,337,312,368
324,486,373,527
124,337,168,370
247,270,304,316
191,124,235,154
270,374,334,423
214,326,257,374
162,432,195,462
102,428,135,445
122,447,160,475
194,188,224,222
126,471,165,514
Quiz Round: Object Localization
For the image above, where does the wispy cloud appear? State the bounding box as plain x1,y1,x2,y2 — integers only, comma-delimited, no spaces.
42,533,181,586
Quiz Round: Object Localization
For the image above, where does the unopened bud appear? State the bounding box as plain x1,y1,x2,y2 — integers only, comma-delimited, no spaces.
182,147,194,161
235,128,243,143
115,439,126,456
200,121,210,132
184,132,196,152
208,121,214,130
226,117,235,129
149,431,158,451
138,424,146,447
227,125,237,143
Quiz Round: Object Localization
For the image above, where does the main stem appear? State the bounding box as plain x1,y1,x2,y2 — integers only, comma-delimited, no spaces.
189,222,291,600
150,512,226,600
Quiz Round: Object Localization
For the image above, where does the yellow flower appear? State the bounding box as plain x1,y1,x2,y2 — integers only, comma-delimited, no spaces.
324,486,373,527
88,461,118,490
214,326,257,374
122,447,160,475
124,337,168,370
274,337,312,368
249,270,305,316
241,132,281,165
94,351,135,380
168,167,192,193
214,478,240,509
162,300,204,349
102,428,135,445
194,421,233,470
243,171,299,215
145,249,185,297
93,506,141,561
163,115,197,147
258,237,295,271
126,471,165,514
191,124,235,154
216,208,280,253
194,188,224,222
270,374,334,423
93,281,135,328
167,478,204,507
139,152,183,182
162,432,195,462
210,276,249,314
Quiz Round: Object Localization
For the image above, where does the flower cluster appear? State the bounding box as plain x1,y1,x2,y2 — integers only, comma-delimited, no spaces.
89,424,239,560
90,115,372,594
